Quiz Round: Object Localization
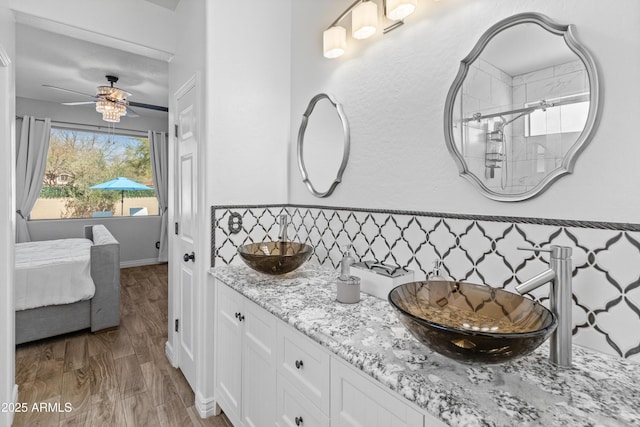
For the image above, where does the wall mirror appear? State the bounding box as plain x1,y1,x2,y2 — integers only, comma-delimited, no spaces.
297,93,350,198
444,13,600,201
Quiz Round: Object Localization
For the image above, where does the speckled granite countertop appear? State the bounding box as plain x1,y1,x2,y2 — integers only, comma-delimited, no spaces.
210,264,640,427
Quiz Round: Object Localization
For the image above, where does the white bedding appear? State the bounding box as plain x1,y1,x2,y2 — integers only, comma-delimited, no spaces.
15,238,96,311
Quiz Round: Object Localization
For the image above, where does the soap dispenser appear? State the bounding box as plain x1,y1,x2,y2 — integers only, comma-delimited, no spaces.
428,259,448,281
339,245,355,280
337,245,359,303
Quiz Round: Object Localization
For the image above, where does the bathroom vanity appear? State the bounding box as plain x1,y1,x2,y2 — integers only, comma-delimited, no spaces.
210,264,639,427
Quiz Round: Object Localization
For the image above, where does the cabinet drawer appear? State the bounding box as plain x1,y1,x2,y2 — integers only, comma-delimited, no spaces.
331,357,429,427
277,324,330,415
277,374,330,427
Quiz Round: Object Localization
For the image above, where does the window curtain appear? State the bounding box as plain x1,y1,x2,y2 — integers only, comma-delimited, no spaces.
149,130,169,262
15,116,51,243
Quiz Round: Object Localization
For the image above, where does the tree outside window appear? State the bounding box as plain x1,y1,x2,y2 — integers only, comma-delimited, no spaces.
32,128,158,219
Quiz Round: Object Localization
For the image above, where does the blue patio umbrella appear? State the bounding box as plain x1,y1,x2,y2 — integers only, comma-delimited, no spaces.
90,177,152,216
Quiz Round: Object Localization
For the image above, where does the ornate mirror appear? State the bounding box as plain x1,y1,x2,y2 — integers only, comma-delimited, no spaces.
444,13,600,201
297,93,350,198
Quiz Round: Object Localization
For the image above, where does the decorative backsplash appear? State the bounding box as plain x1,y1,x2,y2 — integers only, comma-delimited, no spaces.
211,204,640,361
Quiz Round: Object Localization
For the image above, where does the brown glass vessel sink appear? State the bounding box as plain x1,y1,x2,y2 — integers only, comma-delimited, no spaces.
388,280,557,364
238,241,313,275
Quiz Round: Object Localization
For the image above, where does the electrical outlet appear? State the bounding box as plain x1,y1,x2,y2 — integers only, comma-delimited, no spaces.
228,212,242,234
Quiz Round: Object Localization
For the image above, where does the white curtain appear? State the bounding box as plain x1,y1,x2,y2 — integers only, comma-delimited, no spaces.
15,116,51,243
149,130,169,262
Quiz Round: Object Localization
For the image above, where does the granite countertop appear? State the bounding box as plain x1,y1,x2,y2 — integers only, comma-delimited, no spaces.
210,264,640,427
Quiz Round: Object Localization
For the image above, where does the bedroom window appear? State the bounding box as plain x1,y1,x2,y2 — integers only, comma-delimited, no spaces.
31,128,158,219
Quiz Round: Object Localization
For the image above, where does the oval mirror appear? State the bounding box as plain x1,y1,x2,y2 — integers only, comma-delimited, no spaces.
444,13,600,201
297,93,350,198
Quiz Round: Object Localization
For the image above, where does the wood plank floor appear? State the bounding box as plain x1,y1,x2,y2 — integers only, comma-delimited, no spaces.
14,264,232,427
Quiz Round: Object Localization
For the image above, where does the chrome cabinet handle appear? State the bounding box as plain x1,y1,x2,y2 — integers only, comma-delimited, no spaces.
295,360,304,369
183,252,195,262
295,416,303,426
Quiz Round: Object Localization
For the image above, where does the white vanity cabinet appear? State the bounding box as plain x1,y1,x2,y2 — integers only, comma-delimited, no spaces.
215,280,446,427
215,282,277,427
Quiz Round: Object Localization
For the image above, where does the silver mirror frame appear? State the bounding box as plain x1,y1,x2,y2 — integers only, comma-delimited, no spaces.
443,12,601,202
297,93,351,198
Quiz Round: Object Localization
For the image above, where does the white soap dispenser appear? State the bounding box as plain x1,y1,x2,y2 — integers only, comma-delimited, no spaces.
428,259,448,281
337,245,359,304
339,245,355,280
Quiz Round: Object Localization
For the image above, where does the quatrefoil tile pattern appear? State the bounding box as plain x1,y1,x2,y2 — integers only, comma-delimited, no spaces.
212,205,640,361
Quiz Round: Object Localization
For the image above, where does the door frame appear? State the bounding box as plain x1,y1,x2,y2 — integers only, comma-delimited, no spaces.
167,73,198,369
0,36,17,427
167,72,217,417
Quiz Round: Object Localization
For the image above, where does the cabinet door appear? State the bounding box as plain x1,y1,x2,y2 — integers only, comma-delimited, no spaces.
215,283,244,425
242,300,277,427
331,357,427,427
277,374,330,427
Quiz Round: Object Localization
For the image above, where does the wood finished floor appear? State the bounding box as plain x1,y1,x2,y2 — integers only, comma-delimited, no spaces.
14,264,232,427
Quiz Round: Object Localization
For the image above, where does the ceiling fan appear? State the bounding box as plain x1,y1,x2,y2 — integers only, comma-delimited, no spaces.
43,75,168,123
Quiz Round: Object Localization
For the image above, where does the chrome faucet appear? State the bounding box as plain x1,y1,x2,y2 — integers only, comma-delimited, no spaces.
516,245,573,368
278,214,288,242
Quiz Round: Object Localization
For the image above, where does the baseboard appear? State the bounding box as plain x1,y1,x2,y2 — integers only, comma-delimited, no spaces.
165,341,177,367
195,391,218,419
120,258,161,268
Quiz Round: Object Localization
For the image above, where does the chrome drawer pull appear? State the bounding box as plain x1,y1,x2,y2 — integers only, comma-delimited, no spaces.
295,360,304,369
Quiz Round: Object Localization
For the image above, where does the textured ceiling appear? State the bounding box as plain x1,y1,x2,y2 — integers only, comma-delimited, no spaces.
16,23,169,121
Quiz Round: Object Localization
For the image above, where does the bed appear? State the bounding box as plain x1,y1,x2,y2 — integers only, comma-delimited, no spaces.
15,224,120,345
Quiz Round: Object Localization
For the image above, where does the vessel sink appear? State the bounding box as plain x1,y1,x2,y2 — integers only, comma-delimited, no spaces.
388,280,557,364
238,241,313,275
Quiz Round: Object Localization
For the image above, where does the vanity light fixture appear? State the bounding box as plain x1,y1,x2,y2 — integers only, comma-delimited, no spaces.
323,0,420,59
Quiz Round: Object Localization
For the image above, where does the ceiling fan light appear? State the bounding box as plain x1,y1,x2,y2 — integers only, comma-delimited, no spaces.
96,99,108,113
352,1,378,40
386,0,417,21
102,109,121,123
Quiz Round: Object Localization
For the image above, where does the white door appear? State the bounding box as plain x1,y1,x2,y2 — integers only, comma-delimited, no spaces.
174,78,198,389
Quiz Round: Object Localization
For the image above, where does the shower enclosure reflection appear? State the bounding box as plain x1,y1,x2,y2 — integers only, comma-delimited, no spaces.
445,13,600,201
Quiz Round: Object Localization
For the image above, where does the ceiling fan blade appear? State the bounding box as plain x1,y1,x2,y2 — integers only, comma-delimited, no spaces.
125,106,140,118
128,101,168,112
62,101,96,106
43,84,96,99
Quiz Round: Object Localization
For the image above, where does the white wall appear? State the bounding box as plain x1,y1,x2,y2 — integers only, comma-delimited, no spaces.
166,0,292,415
8,0,176,58
27,216,162,267
0,0,16,424
168,0,210,413
289,0,640,224
206,0,291,206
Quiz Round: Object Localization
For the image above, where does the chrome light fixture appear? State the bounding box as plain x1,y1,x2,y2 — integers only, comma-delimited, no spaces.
323,0,421,59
